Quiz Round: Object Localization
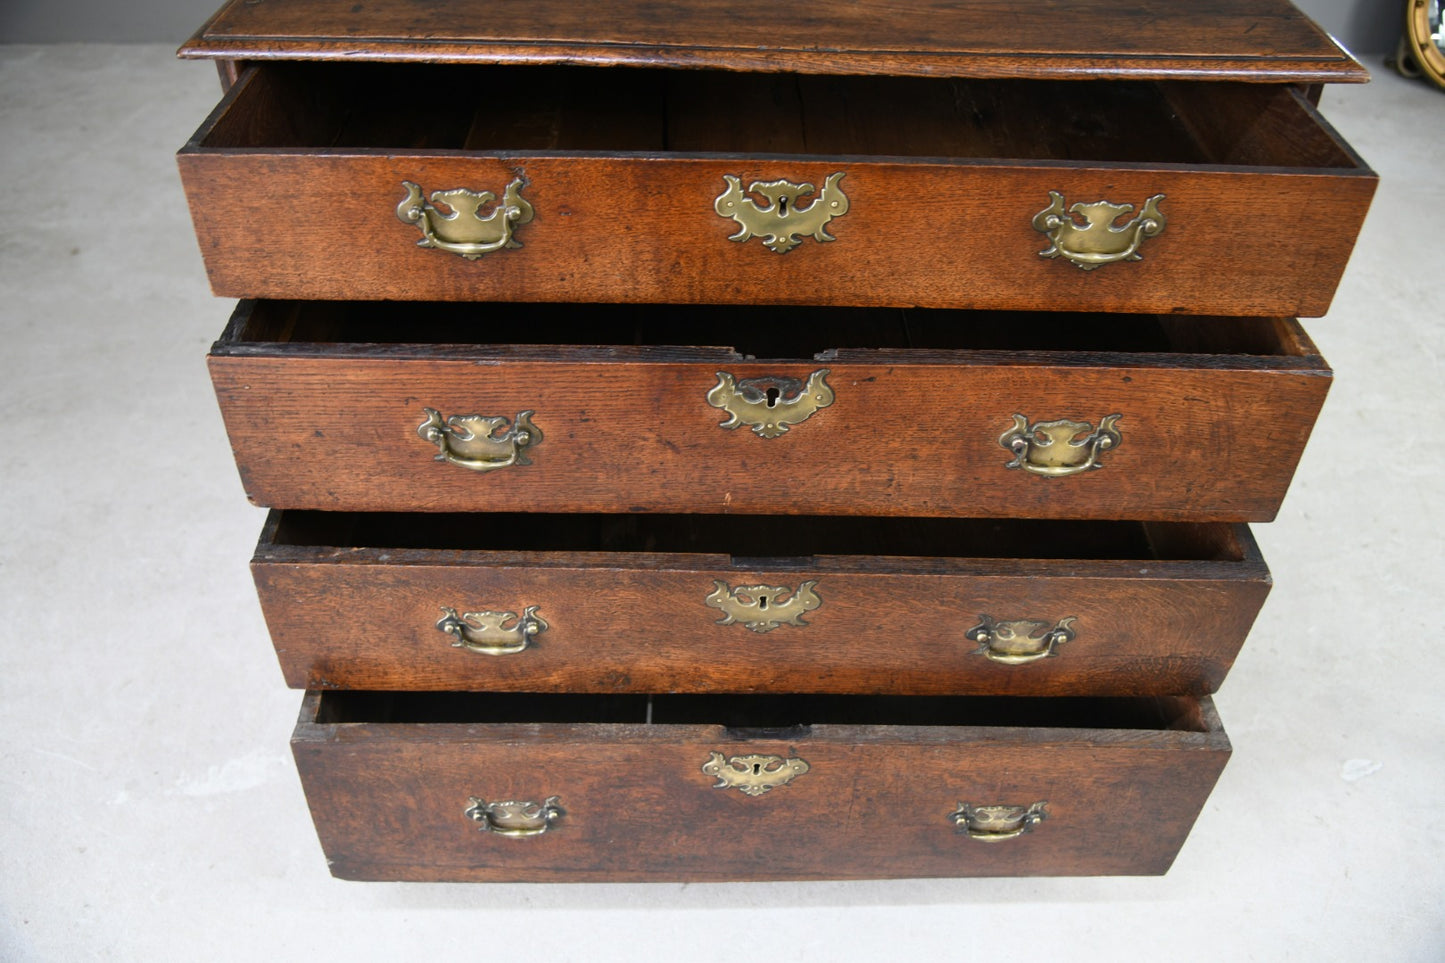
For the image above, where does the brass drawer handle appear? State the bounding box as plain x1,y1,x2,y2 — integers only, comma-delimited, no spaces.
707,369,834,438
714,174,849,253
465,795,563,837
950,802,1048,841
1000,413,1122,476
705,579,822,633
418,407,541,472
703,752,810,796
967,616,1077,665
396,178,534,259
436,606,547,655
1032,191,1165,270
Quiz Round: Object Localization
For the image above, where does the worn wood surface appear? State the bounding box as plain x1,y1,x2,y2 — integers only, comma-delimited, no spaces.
180,0,1366,83
254,512,1268,695
183,0,1354,885
178,66,1375,316
291,691,1231,881
208,304,1331,520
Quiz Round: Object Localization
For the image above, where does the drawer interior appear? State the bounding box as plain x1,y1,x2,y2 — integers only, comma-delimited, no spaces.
224,300,1318,360
199,62,1361,171
267,512,1246,563
312,690,1214,732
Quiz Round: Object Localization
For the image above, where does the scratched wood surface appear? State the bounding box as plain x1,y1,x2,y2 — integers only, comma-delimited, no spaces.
177,65,1376,317
292,690,1231,880
180,0,1366,83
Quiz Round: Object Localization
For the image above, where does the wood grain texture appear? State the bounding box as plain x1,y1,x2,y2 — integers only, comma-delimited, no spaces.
182,0,1356,885
208,306,1331,520
179,0,1366,83
215,59,241,91
253,512,1269,695
291,691,1231,881
177,67,1376,316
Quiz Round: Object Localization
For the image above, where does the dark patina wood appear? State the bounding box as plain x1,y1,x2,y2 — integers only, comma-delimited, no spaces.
208,302,1331,521
177,0,1374,884
178,64,1375,315
181,0,1366,84
254,512,1269,696
291,690,1231,881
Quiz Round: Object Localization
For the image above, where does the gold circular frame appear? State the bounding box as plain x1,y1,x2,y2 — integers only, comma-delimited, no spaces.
1409,0,1445,90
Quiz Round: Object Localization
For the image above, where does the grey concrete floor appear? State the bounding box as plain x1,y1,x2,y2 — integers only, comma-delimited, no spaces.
1,44,1441,961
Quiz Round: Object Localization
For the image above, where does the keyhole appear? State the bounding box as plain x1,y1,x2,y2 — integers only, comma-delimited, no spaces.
752,763,762,775
765,387,780,408
758,595,769,610
778,197,789,214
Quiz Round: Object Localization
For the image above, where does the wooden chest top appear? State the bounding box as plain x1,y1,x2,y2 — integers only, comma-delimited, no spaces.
180,0,1367,83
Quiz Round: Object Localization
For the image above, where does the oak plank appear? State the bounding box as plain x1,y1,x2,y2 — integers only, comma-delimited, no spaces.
292,690,1231,881
180,0,1367,84
254,512,1269,695
208,305,1331,520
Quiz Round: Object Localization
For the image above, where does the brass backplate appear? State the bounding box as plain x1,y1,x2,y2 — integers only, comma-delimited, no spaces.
1000,413,1122,475
465,795,564,836
703,752,810,796
1033,191,1165,270
418,407,541,472
707,369,834,438
705,579,822,632
966,615,1077,664
436,605,547,655
714,174,849,253
397,178,534,259
950,801,1048,841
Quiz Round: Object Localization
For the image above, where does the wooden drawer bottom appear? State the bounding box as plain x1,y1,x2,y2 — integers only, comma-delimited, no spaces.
293,691,1230,881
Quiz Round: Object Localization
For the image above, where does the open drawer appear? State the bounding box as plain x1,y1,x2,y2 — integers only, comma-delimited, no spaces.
256,512,1269,697
292,690,1231,881
210,301,1331,520
177,62,1375,316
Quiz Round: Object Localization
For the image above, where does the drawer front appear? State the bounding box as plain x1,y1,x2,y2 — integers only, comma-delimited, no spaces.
210,306,1331,521
255,513,1269,696
292,692,1231,881
179,66,1375,316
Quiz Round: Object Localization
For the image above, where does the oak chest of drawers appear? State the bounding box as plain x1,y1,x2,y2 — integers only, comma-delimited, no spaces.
179,0,1375,881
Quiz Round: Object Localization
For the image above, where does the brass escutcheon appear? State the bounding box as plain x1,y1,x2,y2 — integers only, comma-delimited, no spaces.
1000,413,1122,476
1032,191,1165,270
437,606,547,655
396,178,534,259
703,752,810,796
465,795,564,837
418,407,541,472
966,615,1077,665
714,173,849,253
705,580,822,633
950,802,1048,841
707,369,834,438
